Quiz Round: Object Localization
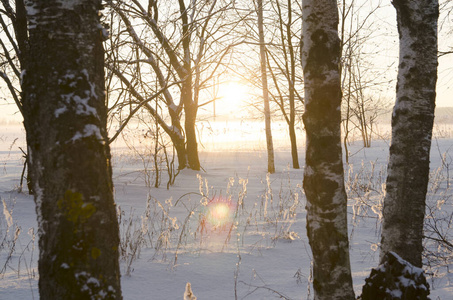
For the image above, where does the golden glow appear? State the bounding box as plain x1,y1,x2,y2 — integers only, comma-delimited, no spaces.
216,81,248,116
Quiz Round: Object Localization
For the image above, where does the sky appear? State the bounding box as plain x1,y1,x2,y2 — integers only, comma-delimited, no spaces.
1,1,452,124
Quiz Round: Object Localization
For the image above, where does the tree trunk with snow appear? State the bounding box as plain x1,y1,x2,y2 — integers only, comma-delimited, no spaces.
300,0,355,299
257,0,276,174
22,0,122,298
380,0,438,268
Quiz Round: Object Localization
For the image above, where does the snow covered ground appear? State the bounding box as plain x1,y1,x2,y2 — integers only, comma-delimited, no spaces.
1,123,452,299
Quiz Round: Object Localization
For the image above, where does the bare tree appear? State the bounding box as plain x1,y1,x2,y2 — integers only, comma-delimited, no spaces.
0,0,32,192
439,0,453,57
229,0,302,170
300,0,355,298
0,0,27,114
266,0,303,169
23,0,122,298
256,0,275,174
106,0,240,171
339,0,391,162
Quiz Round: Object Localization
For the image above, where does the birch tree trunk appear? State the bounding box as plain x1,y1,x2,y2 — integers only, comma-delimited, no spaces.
257,0,275,174
23,0,122,298
380,0,438,268
301,0,355,298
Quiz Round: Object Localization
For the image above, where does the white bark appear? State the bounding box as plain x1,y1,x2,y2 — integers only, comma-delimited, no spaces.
23,0,122,298
301,0,355,299
380,0,438,268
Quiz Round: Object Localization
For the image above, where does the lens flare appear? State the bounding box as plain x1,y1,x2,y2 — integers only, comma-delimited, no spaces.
211,203,229,222
204,200,233,228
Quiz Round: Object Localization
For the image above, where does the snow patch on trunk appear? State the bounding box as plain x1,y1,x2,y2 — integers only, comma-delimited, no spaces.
71,124,104,143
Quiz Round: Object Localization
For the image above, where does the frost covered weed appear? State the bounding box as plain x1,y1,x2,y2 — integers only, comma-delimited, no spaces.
195,174,247,251
346,160,386,219
0,196,37,290
116,194,175,275
1,138,18,175
151,197,179,260
346,148,453,287
1,198,20,276
117,194,189,272
345,160,386,241
115,172,303,272
121,133,158,189
237,268,293,300
117,126,178,189
184,282,197,300
424,195,453,279
257,173,301,244
433,123,453,139
173,207,197,267
117,205,145,276
200,172,301,251
423,150,453,283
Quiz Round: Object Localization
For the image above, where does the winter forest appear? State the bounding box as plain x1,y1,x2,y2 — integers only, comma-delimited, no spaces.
1,0,453,299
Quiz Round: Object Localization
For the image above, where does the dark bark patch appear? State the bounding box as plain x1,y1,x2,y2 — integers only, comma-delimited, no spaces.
305,29,340,80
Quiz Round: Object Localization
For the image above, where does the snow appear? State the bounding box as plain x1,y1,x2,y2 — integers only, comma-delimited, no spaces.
97,23,110,40
58,0,79,10
25,3,39,17
33,174,44,236
0,123,452,299
58,71,99,118
61,263,69,269
70,124,103,143
19,70,26,86
54,106,68,118
59,91,98,117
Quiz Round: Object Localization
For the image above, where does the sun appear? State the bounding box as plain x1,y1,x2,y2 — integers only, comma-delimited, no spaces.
215,81,249,117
